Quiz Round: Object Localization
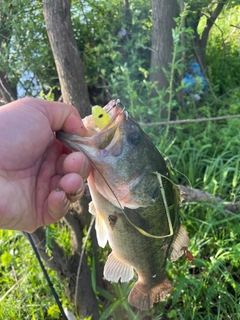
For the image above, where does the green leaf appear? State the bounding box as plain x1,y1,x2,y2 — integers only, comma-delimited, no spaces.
1,251,13,267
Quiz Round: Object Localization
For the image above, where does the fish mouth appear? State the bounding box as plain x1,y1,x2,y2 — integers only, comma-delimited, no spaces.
94,112,123,150
56,100,125,154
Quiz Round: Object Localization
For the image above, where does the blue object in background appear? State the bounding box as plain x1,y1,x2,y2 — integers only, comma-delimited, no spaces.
183,62,208,100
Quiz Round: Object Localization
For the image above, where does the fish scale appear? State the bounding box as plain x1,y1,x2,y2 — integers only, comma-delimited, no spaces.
56,99,190,310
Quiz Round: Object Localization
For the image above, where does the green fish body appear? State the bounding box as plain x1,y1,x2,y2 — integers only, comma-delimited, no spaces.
57,100,190,310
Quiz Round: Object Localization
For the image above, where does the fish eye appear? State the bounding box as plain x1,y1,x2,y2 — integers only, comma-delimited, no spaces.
127,131,141,146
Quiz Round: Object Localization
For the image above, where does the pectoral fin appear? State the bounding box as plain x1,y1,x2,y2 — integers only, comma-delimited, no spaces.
104,252,134,283
89,201,97,215
170,225,190,261
89,201,108,248
95,209,108,248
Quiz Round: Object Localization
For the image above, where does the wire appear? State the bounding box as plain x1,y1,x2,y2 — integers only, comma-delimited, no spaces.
23,232,68,320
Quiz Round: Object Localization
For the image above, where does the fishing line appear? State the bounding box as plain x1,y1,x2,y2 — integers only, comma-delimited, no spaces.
160,150,192,188
23,232,68,320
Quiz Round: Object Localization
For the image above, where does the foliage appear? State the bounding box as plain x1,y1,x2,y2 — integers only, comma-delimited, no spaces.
0,229,75,320
206,5,240,96
0,0,57,97
1,0,240,320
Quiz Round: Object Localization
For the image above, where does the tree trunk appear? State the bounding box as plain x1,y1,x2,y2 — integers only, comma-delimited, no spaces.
41,3,100,318
0,71,17,104
188,1,225,69
150,0,178,94
42,0,91,117
0,8,18,104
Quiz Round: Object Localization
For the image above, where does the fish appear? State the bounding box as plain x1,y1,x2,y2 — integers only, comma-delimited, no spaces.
56,99,190,310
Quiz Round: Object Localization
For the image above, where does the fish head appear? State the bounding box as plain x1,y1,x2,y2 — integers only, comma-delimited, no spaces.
57,100,169,209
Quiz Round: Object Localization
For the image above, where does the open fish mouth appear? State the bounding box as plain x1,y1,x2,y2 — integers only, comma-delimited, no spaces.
56,100,125,154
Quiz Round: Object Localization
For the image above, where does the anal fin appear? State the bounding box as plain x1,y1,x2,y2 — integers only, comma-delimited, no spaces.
128,278,172,310
170,225,190,262
104,252,134,283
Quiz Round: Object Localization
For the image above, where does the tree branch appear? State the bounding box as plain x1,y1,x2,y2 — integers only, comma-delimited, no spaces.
42,0,91,117
179,185,240,214
201,2,224,51
0,71,17,104
140,114,240,127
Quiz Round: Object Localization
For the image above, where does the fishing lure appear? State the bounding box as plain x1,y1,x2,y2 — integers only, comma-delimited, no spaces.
92,100,121,130
92,105,111,130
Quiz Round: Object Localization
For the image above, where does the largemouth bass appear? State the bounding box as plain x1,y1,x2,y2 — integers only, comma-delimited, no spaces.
57,100,190,310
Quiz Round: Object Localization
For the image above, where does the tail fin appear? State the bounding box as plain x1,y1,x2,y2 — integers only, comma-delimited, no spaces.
128,278,172,310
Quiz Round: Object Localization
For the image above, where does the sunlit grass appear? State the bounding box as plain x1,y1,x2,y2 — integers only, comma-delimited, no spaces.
0,230,75,320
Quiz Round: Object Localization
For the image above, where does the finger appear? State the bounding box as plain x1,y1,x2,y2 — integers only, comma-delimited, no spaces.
63,152,91,181
59,172,84,203
43,172,85,225
44,188,70,225
49,175,62,191
55,153,68,175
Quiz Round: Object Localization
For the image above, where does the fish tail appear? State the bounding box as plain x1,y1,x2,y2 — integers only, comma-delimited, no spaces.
128,278,172,310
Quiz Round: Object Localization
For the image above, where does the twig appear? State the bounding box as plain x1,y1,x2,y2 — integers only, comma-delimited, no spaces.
178,185,240,214
230,24,240,30
140,114,240,127
0,33,10,41
210,86,240,106
0,272,30,303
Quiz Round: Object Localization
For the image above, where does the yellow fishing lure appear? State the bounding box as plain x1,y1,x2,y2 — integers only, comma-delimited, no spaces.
92,105,111,130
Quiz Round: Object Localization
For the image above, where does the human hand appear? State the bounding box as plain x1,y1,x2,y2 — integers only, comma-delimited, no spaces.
0,97,91,232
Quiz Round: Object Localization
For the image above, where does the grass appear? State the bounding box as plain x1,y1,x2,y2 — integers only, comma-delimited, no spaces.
0,229,75,320
1,118,240,319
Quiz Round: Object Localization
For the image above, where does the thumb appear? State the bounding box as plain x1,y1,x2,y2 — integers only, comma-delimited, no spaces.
32,98,89,136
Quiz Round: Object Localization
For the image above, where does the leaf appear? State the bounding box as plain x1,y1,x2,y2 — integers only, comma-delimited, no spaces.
47,304,60,319
1,251,13,267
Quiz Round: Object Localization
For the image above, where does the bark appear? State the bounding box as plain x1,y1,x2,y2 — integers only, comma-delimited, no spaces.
0,9,18,104
191,1,225,69
179,185,240,214
150,0,178,93
42,0,91,117
0,71,17,104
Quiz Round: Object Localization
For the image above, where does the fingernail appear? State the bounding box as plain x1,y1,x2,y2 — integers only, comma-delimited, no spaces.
69,186,85,198
55,187,68,206
60,195,69,207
